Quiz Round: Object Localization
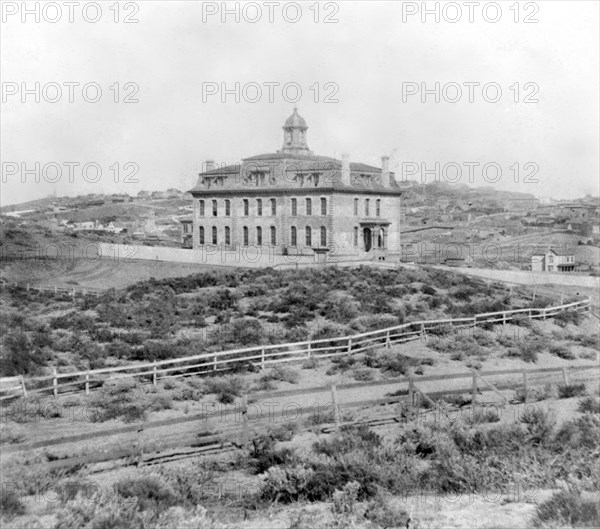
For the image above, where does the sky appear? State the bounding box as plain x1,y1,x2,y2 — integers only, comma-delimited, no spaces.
1,0,599,206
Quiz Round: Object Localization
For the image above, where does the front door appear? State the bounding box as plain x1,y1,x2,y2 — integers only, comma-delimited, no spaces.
363,228,372,252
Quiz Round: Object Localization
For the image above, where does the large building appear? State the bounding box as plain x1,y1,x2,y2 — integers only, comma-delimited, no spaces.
186,109,402,260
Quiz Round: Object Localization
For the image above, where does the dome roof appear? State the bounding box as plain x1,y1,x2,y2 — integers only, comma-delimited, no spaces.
283,107,307,129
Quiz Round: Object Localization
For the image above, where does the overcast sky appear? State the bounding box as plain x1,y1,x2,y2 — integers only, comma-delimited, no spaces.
1,0,598,206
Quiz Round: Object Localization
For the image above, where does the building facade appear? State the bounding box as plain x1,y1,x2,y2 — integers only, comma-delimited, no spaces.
531,248,576,272
187,109,402,259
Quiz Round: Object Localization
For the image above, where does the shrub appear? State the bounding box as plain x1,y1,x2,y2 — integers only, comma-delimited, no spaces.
520,407,555,444
205,376,245,398
364,492,410,529
558,383,586,399
115,476,176,511
578,396,600,414
301,357,319,369
549,343,576,360
352,367,377,381
533,489,599,527
464,407,501,425
553,310,583,327
0,489,25,518
250,435,297,474
331,481,361,516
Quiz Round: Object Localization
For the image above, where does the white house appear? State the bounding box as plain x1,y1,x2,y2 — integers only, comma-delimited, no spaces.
531,248,576,272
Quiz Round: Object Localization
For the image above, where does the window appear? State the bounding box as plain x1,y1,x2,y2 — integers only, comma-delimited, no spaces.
353,227,358,247
365,199,370,216
256,199,262,216
270,198,276,216
243,226,249,246
353,198,358,216
225,226,231,245
256,226,262,245
320,226,327,247
291,198,297,216
243,199,249,216
320,197,327,216
306,198,312,216
376,199,381,217
548,254,554,263
225,200,231,216
212,200,217,217
305,226,312,247
212,226,217,244
199,200,205,217
290,226,297,246
199,226,205,245
270,226,276,245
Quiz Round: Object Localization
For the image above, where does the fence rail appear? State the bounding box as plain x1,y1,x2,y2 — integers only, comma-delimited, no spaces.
5,297,591,401
1,282,103,297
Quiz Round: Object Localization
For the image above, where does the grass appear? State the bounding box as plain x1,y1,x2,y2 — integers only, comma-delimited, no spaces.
533,489,599,527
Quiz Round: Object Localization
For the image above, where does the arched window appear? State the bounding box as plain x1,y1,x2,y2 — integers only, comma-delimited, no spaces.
353,198,358,216
291,198,297,216
290,226,297,246
212,226,217,244
225,226,231,245
306,198,312,216
199,200,205,217
378,228,384,248
243,226,249,246
225,200,231,216
353,227,358,247
243,199,249,216
365,199,370,216
270,198,276,216
212,200,218,217
305,226,312,247
256,226,262,245
376,199,381,217
320,197,327,216
256,199,262,216
199,226,205,245
270,226,276,245
320,226,327,247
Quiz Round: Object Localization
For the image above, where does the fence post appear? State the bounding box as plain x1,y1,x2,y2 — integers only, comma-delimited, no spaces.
532,286,537,302
53,368,58,398
562,366,569,386
71,288,76,299
20,376,27,397
137,424,144,467
331,384,340,430
261,348,266,370
213,354,218,372
241,394,249,446
307,341,311,358
54,286,57,294
26,283,30,291
347,337,352,354
502,312,507,326
385,330,391,348
522,371,528,403
85,372,90,395
471,372,477,406
408,374,414,406
152,361,157,385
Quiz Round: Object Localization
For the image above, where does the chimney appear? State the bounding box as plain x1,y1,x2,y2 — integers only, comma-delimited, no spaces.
381,155,390,186
341,153,350,185
205,159,216,172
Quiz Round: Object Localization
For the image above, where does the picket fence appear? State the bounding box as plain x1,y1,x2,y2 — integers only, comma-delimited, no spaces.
1,297,591,400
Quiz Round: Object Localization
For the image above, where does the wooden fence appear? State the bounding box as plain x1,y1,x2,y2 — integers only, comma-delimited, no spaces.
2,282,103,298
4,364,598,469
6,297,589,401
